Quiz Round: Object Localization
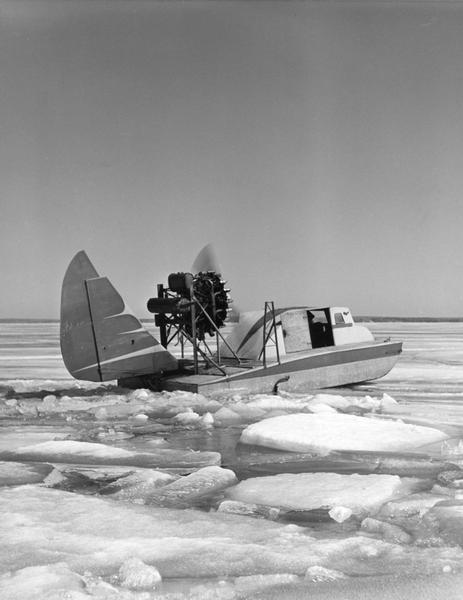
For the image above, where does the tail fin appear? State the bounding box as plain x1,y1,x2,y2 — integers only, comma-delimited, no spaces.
60,251,178,382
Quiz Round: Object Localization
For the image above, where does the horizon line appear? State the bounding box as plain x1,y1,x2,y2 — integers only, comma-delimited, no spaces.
2,316,463,323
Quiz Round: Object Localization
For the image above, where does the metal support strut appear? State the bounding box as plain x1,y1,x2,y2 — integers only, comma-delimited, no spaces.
262,301,281,368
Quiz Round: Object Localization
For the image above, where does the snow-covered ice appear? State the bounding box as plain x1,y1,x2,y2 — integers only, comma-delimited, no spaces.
3,320,463,598
225,472,421,516
1,485,463,594
102,469,178,501
0,564,86,600
0,439,221,469
118,557,162,590
305,565,347,582
240,413,448,453
328,506,353,523
14,440,137,459
360,517,412,544
114,466,238,507
419,502,463,547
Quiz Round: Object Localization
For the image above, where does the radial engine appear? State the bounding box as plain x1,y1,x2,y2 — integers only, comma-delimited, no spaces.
147,271,232,343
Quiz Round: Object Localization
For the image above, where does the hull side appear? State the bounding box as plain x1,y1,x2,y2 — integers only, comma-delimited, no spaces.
161,341,402,394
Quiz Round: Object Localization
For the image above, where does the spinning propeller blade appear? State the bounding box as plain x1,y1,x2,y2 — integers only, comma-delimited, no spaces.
191,243,222,275
192,244,240,321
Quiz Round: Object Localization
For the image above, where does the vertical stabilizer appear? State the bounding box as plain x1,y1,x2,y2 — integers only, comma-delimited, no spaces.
60,251,177,382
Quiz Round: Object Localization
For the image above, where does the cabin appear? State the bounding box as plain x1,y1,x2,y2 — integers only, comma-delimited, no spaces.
220,307,374,362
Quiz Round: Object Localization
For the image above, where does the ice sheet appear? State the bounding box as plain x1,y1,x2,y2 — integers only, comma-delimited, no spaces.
1,485,463,586
3,321,463,598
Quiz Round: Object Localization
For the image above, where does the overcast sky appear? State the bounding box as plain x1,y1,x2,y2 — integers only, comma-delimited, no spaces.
2,0,463,318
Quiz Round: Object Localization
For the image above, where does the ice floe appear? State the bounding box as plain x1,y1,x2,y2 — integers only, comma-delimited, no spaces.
41,462,237,510
245,394,310,412
118,557,162,590
233,573,299,594
419,502,463,547
225,472,425,518
3,321,463,598
173,409,201,425
0,428,72,452
373,455,459,478
126,390,222,418
212,406,242,426
240,413,448,453
139,466,238,507
360,517,412,544
328,506,353,523
0,564,86,600
102,469,177,499
45,465,177,497
304,565,347,582
217,499,281,520
0,440,221,469
377,491,446,523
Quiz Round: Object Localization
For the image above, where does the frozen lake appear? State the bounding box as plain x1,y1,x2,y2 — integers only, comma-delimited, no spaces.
1,321,463,599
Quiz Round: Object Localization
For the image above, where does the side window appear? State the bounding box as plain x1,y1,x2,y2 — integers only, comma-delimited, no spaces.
308,310,328,324
334,312,345,324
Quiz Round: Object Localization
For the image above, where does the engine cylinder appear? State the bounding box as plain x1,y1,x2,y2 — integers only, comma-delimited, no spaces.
146,297,179,314
168,272,193,294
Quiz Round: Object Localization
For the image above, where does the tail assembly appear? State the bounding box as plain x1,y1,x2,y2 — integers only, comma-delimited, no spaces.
60,251,178,382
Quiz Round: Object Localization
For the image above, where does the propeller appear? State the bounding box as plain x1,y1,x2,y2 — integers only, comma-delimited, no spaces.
191,244,240,322
191,243,223,275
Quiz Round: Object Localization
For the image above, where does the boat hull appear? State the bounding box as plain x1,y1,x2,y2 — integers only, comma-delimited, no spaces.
161,340,402,394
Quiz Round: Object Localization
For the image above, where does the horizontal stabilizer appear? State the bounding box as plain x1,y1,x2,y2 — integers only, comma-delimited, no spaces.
60,251,177,382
